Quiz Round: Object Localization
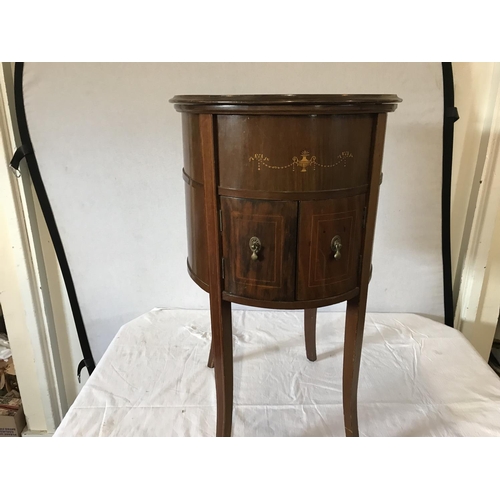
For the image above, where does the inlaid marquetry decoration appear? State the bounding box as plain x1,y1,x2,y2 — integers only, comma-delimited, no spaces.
249,150,354,173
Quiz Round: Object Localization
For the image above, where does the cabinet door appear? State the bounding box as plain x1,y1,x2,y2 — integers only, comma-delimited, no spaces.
221,197,297,301
296,195,365,301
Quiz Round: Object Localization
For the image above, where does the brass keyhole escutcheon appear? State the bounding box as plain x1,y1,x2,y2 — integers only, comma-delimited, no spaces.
249,237,261,261
331,235,342,260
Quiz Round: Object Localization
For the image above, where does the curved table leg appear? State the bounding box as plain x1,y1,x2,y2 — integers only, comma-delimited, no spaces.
210,299,233,437
342,113,386,437
342,295,367,437
304,308,317,361
200,114,233,436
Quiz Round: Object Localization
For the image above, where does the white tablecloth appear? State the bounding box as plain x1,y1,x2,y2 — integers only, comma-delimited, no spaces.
55,309,500,437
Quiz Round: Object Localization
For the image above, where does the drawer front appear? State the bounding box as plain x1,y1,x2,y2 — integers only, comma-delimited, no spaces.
217,114,373,193
221,197,297,301
296,195,365,300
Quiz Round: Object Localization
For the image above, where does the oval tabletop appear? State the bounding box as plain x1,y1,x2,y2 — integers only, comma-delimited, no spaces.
170,94,402,114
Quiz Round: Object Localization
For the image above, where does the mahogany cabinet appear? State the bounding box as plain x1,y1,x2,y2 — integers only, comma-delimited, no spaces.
170,94,401,436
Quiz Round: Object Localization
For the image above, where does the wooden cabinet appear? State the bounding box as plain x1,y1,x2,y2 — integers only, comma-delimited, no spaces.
171,94,401,436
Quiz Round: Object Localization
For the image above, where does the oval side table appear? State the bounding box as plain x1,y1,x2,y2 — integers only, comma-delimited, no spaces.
170,94,401,437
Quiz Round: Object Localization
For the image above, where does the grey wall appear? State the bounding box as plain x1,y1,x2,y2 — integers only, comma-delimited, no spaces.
23,62,444,362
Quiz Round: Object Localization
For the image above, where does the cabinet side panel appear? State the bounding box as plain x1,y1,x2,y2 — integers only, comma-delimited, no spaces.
185,181,209,289
182,113,204,184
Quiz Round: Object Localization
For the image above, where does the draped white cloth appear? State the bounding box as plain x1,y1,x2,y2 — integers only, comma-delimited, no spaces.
55,309,500,437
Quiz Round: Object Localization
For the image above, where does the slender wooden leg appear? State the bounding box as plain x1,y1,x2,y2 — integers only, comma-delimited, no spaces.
304,308,317,361
343,295,367,437
342,113,387,437
207,339,214,368
210,299,233,437
199,114,233,436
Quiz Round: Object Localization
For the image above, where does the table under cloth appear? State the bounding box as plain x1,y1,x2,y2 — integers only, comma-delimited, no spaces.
54,309,500,437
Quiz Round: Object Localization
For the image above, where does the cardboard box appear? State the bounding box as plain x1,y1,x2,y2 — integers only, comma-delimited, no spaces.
0,395,26,437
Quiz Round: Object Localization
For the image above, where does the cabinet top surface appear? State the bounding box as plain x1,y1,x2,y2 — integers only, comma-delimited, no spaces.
170,94,401,105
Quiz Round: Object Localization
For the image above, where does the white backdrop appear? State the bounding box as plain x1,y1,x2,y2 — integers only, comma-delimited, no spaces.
22,63,444,362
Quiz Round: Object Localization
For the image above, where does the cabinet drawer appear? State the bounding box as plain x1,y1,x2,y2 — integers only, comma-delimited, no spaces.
217,114,373,193
296,195,365,301
221,197,297,301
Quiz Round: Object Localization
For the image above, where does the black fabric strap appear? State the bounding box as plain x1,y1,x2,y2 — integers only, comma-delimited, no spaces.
14,62,96,377
445,106,459,122
77,359,94,382
441,63,458,327
10,143,33,172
